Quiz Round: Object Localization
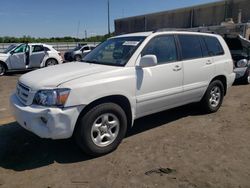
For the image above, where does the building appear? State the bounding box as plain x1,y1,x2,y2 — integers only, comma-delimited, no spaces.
114,0,250,35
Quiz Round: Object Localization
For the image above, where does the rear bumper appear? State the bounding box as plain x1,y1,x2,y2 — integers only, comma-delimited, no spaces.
10,94,84,139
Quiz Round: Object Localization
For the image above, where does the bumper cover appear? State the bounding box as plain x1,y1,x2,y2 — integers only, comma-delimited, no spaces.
234,67,248,80
10,94,84,139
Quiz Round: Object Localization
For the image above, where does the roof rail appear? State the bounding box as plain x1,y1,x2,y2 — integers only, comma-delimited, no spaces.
154,27,216,34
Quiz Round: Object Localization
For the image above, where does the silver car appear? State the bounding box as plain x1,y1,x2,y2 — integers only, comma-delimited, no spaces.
0,43,63,76
64,44,96,62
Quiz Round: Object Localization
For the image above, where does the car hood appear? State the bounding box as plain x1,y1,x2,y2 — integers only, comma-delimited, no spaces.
0,53,9,61
19,62,118,90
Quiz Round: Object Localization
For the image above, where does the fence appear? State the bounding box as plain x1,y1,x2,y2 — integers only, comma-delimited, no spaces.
0,42,100,53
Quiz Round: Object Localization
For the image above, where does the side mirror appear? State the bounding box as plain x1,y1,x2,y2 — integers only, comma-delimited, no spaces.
10,51,14,55
139,55,157,68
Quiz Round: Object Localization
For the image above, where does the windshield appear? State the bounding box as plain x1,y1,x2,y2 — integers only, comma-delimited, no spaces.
73,46,82,51
3,44,17,53
83,36,146,66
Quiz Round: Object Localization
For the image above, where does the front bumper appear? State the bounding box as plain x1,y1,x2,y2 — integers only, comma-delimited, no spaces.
234,67,248,80
10,93,84,139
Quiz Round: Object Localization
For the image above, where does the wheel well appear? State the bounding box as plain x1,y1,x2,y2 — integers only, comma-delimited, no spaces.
76,95,133,130
211,75,227,95
0,61,8,70
45,58,58,65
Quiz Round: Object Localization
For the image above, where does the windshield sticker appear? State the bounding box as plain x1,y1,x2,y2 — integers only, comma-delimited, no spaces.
123,41,140,46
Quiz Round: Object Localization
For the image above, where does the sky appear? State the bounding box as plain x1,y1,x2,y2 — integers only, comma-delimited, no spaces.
0,0,221,38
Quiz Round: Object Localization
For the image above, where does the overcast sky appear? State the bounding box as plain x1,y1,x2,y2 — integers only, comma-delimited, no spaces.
0,0,220,38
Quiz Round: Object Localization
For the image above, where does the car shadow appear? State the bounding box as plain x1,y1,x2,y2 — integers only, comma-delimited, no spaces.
0,103,204,171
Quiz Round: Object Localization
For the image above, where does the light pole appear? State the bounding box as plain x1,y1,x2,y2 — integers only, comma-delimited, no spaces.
108,0,111,35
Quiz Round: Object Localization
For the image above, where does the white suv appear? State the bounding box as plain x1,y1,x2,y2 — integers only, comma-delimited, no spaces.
10,31,235,156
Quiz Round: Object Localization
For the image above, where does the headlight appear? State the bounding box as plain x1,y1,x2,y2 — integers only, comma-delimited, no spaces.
237,59,248,68
33,88,70,107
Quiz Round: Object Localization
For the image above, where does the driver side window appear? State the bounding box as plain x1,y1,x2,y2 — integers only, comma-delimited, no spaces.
142,35,178,64
13,44,28,54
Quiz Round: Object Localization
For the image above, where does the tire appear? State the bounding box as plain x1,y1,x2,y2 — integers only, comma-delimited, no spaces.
0,63,6,76
200,80,224,113
74,103,128,156
74,55,82,62
45,59,58,67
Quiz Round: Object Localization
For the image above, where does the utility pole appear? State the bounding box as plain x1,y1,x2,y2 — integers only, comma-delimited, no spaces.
108,0,111,35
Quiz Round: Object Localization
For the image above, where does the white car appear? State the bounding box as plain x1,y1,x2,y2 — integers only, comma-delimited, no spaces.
0,43,63,75
10,31,235,156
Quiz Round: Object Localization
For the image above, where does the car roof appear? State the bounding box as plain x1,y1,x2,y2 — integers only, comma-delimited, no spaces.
112,30,220,39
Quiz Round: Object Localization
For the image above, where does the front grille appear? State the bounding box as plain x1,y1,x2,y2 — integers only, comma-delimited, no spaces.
16,82,30,105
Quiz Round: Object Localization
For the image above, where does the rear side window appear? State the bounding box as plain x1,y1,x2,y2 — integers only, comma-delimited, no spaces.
32,45,44,53
203,36,224,56
142,35,178,64
178,35,203,60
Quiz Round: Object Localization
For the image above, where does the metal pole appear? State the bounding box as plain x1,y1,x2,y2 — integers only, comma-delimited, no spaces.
108,0,111,35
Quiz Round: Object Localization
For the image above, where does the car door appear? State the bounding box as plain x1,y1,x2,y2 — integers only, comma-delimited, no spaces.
29,45,46,68
136,35,184,117
9,44,27,69
177,34,216,103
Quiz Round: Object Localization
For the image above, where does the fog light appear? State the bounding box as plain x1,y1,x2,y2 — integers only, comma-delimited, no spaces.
40,117,48,124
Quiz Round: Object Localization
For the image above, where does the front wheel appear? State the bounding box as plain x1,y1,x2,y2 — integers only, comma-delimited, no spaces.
200,80,224,113
74,103,127,156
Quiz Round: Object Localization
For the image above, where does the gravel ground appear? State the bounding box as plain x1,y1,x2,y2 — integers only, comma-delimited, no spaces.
0,72,250,188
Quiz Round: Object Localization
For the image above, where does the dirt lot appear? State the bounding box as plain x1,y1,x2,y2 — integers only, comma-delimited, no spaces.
0,72,250,188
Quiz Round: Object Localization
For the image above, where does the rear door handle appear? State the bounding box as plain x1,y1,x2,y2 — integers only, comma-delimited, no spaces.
173,65,182,71
206,60,212,65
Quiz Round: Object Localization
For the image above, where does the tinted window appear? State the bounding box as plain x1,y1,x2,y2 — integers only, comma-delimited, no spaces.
32,45,44,52
203,36,224,56
44,47,51,51
178,35,203,60
199,36,210,57
142,35,177,64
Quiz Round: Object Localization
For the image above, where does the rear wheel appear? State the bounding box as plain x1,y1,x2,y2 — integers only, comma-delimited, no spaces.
0,63,6,76
200,80,224,113
74,55,82,62
74,103,127,156
45,59,58,67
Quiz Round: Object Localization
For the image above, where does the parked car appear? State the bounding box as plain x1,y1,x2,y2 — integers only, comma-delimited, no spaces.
10,31,235,156
64,44,96,62
224,35,250,84
0,43,63,75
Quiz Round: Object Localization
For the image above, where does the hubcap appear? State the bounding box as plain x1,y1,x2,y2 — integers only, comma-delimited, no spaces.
47,60,56,66
91,113,120,147
209,86,221,108
76,56,81,61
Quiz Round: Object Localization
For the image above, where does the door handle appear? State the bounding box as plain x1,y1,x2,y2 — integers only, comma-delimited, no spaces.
173,65,182,71
206,60,212,65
